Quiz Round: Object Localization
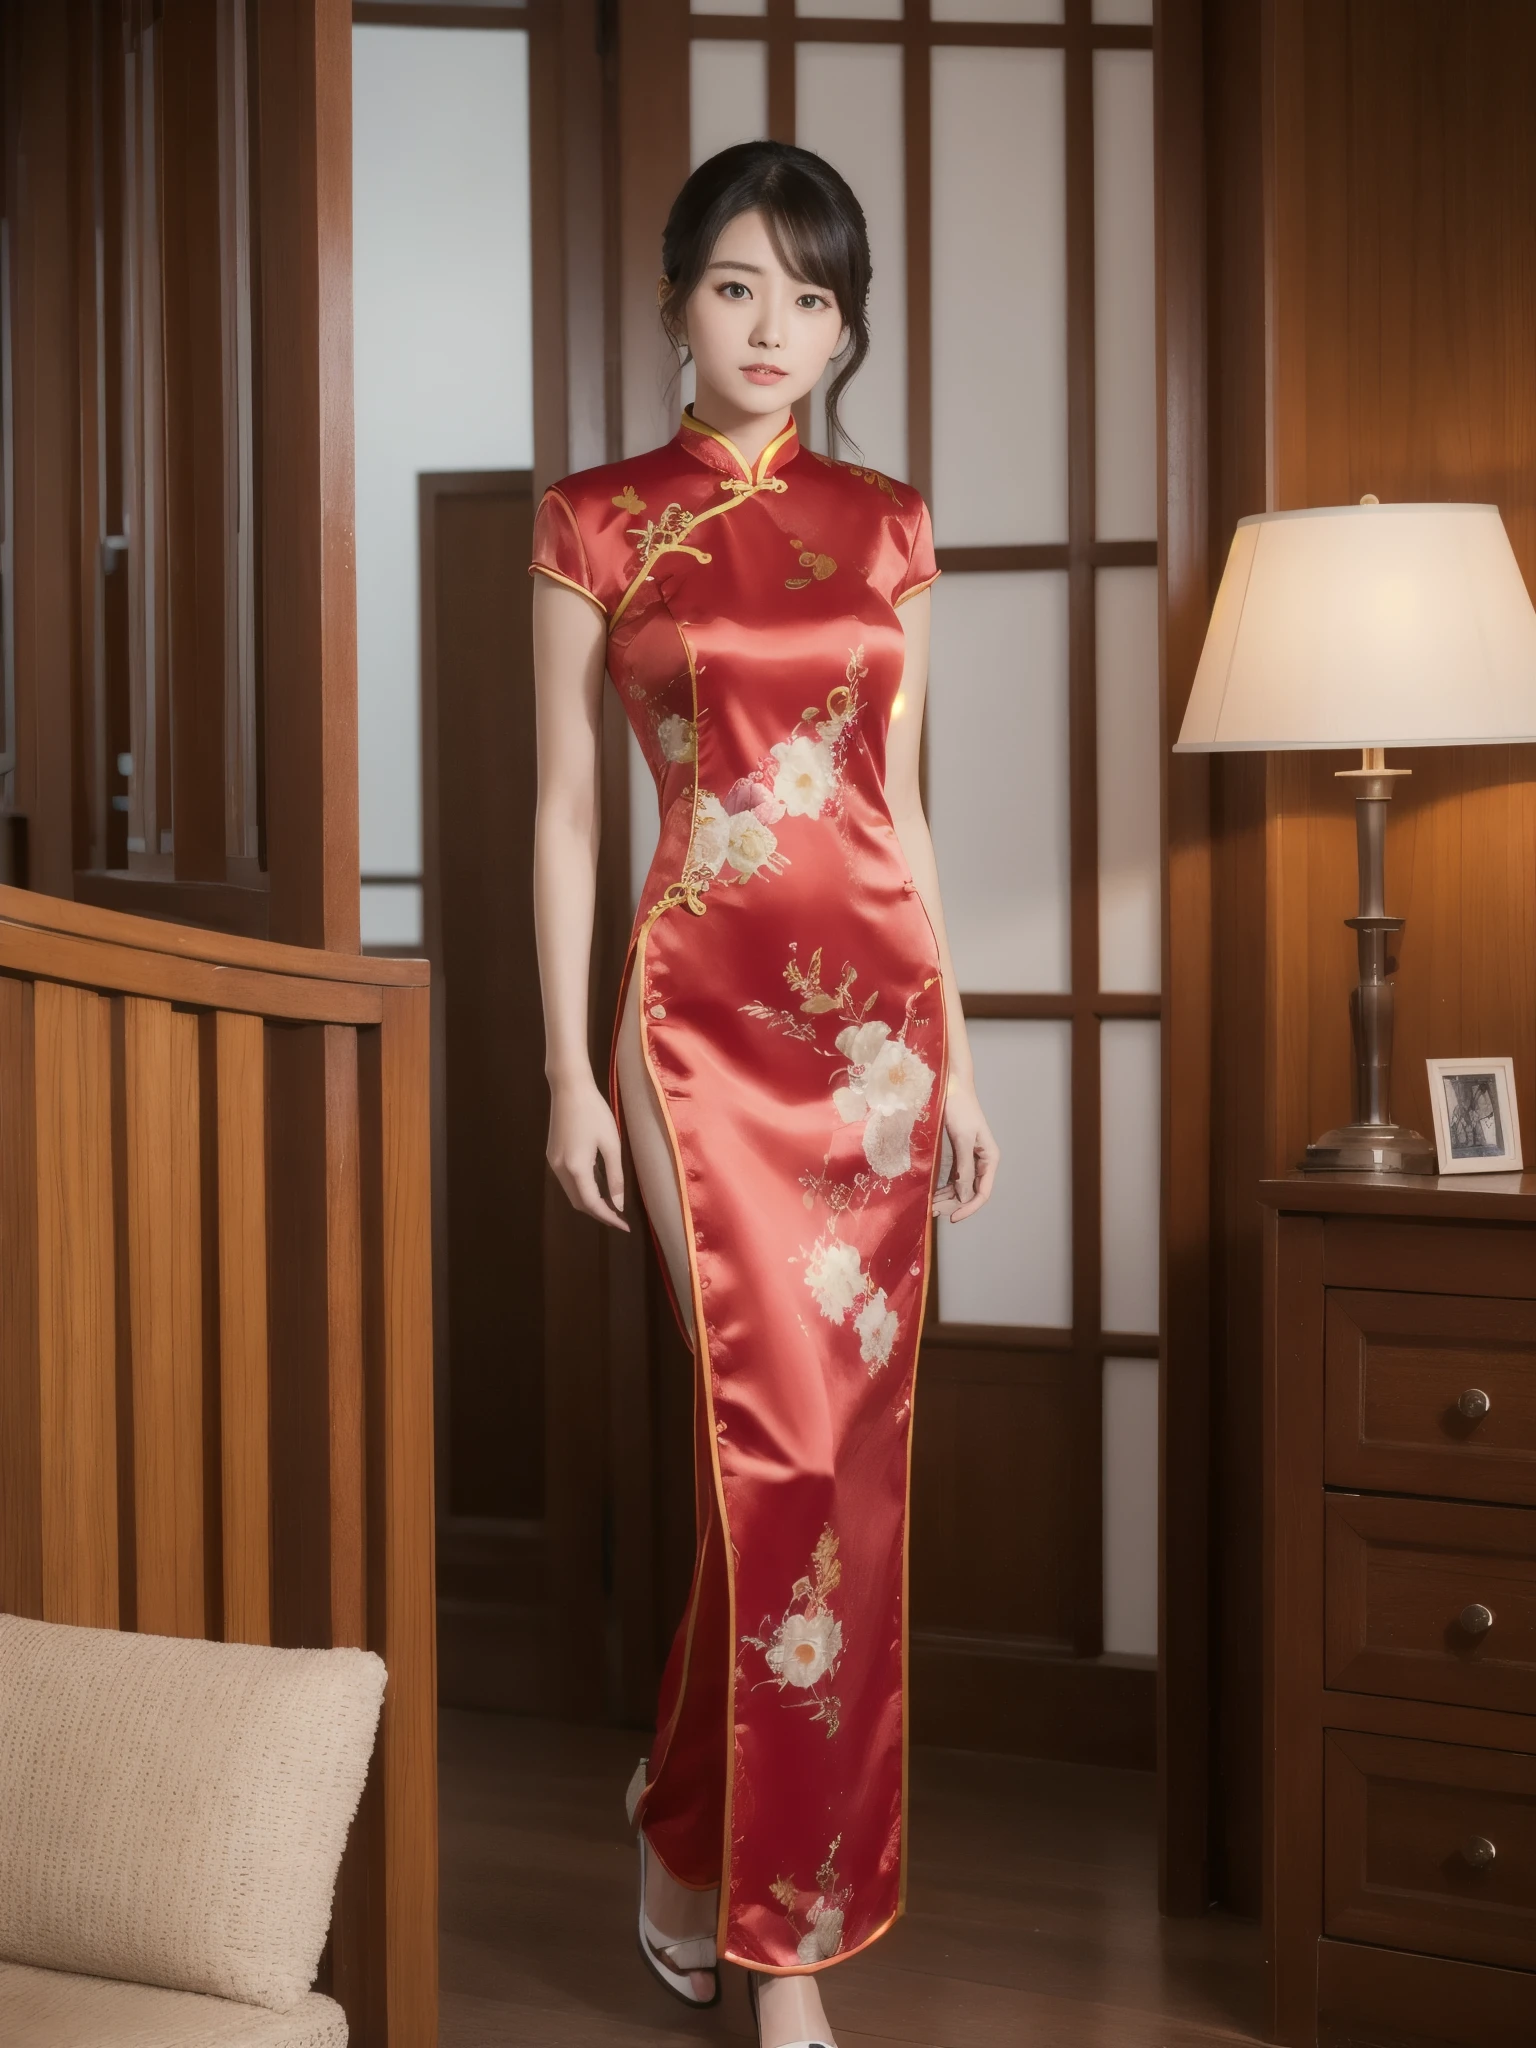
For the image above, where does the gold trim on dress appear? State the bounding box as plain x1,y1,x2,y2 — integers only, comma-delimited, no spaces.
893,571,941,608
680,403,799,485
528,561,608,618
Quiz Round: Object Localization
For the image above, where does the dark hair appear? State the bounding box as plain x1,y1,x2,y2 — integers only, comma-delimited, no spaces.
660,141,872,456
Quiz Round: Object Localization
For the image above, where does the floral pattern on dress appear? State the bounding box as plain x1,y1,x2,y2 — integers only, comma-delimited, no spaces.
741,1525,845,1736
678,650,868,899
770,1838,852,1963
802,1230,900,1374
739,941,940,1185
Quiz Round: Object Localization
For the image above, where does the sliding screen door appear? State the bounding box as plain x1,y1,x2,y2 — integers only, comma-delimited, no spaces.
657,0,1159,1761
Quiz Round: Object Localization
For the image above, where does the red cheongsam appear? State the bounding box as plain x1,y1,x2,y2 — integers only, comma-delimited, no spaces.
529,407,946,1975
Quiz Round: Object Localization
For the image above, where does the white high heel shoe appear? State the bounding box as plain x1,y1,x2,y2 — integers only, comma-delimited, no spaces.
747,1966,835,2048
625,1757,720,2009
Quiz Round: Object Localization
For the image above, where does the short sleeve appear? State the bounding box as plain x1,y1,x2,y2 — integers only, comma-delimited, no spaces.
528,487,605,616
892,494,939,607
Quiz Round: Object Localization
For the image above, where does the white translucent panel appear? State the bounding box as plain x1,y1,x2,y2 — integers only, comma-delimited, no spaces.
1097,567,1161,993
933,0,1063,20
932,49,1067,545
1103,1356,1158,1658
1094,0,1153,22
694,0,765,13
796,42,906,477
690,41,768,170
1093,49,1156,541
360,882,423,951
937,1020,1072,1328
928,573,1071,992
797,0,901,16
352,27,532,881
1101,1019,1160,1334
629,729,658,915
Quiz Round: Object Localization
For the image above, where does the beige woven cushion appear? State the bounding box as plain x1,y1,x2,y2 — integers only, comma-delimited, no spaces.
0,1962,348,2048
0,1615,385,2013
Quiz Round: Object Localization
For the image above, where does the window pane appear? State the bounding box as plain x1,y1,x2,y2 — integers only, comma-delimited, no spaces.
797,42,906,475
694,0,766,13
933,0,1063,19
1101,1019,1160,1334
1093,48,1156,540
360,882,423,951
353,26,532,889
691,40,768,168
937,1020,1072,1327
1103,1356,1158,1658
1094,0,1153,21
932,48,1067,545
928,572,1071,993
797,0,901,16
1097,566,1160,994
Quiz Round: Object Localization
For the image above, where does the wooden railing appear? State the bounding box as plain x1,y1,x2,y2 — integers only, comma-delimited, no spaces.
0,885,436,2047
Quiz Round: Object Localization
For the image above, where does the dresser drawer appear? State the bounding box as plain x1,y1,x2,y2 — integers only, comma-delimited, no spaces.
1325,1729,1536,1971
1326,1494,1536,1715
1325,1289,1536,1505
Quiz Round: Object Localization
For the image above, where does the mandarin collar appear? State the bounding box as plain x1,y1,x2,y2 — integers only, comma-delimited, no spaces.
675,405,799,485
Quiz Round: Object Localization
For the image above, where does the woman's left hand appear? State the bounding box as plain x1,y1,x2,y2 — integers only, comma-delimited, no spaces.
932,1078,1000,1223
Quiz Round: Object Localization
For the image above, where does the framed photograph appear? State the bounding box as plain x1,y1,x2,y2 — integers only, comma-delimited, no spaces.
1425,1057,1524,1176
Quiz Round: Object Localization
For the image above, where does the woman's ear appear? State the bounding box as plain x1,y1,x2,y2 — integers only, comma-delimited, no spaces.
657,275,687,354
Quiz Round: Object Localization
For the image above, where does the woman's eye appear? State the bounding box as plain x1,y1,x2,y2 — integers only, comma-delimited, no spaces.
797,293,829,311
720,281,750,301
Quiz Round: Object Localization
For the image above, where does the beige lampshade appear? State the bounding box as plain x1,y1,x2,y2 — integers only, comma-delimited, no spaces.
1174,501,1536,751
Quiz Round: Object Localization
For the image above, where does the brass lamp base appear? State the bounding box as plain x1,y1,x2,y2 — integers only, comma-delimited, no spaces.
1301,1121,1437,1176
1296,749,1436,1178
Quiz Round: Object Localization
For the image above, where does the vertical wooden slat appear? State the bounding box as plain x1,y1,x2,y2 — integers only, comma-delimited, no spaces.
252,0,359,949
1065,0,1105,1660
904,0,933,503
8,0,82,895
1156,0,1214,1916
372,989,438,2048
266,1021,335,1650
214,1007,271,1645
120,993,207,1637
0,977,43,1618
161,0,233,882
34,979,119,1627
326,1020,367,1649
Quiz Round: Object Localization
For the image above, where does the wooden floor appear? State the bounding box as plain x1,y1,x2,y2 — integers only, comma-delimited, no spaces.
439,1709,1266,2047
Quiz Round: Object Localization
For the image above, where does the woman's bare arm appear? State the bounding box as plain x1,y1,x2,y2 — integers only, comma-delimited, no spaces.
532,575,629,1231
882,591,1000,1222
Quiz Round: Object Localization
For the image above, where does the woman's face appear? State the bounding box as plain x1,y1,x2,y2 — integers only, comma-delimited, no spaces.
678,207,846,422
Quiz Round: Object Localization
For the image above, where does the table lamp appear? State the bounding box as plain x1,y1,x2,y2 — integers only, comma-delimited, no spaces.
1175,499,1536,1174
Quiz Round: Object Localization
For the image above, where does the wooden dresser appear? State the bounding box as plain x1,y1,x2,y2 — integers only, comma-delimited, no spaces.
1261,1175,1536,2048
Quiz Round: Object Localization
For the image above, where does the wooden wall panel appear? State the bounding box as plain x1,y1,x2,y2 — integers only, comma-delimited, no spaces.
1268,0,1536,1176
1187,0,1536,1914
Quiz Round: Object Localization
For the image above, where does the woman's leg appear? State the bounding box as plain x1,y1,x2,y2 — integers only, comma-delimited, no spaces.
615,957,694,1345
616,968,841,2045
615,965,718,1982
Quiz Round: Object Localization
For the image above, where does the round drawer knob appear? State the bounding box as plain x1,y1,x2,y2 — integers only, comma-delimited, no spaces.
1463,1836,1497,1870
1459,1603,1495,1636
1457,1388,1491,1421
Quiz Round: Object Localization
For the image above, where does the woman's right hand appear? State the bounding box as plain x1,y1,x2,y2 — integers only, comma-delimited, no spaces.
547,1074,630,1231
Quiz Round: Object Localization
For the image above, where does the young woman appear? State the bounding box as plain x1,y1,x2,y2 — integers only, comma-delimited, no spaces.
531,142,999,2048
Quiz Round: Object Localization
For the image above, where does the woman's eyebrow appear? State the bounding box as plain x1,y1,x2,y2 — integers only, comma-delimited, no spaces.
706,257,766,273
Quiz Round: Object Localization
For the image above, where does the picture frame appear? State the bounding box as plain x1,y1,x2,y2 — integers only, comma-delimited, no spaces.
1425,1057,1524,1176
